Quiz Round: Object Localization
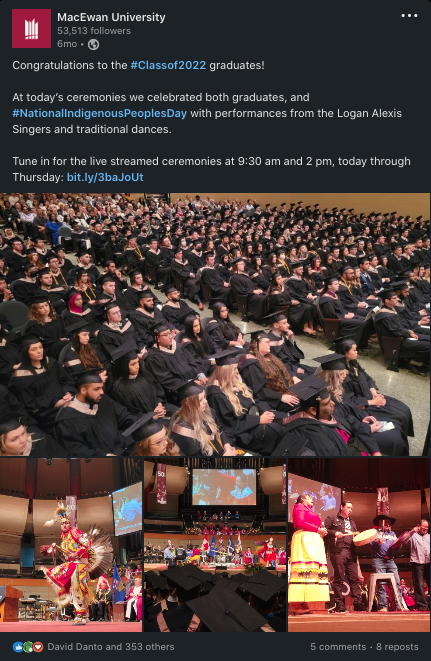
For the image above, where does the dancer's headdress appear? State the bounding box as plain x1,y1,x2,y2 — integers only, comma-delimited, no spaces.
43,501,71,527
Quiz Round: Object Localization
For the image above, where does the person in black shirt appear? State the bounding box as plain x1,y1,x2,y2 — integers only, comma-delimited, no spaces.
324,500,363,613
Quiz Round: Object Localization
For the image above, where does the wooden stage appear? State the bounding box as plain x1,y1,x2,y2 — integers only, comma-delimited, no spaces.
144,563,286,575
288,611,430,633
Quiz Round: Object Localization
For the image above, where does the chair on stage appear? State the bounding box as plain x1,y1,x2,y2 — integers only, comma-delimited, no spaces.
367,573,405,611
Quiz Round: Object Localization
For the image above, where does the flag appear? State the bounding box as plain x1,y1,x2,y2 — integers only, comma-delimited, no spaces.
282,463,286,504
227,535,234,554
124,564,134,595
237,533,242,552
209,533,216,558
157,463,167,504
202,535,209,552
110,563,125,602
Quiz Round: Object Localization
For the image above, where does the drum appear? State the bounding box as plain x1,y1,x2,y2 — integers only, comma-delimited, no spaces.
390,530,411,550
353,529,378,546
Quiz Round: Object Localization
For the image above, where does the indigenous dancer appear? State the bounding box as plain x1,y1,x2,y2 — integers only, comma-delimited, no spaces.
41,502,113,626
288,493,329,615
260,537,277,567
126,576,142,622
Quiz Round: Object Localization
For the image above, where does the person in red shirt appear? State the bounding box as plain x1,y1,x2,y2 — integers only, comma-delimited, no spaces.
288,493,329,615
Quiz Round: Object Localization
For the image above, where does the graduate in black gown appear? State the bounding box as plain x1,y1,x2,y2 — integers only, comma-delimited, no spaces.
319,276,370,350
8,334,76,431
263,311,314,379
314,354,408,456
238,331,300,413
108,343,176,418
204,302,245,351
170,246,204,309
161,286,196,329
229,257,267,323
335,337,414,438
169,381,237,457
61,318,106,376
26,292,70,358
145,321,208,403
54,370,137,457
206,349,282,455
0,415,67,458
267,273,315,335
286,263,319,334
274,376,371,457
96,301,142,361
180,313,215,376
0,326,20,386
128,290,167,348
199,252,231,306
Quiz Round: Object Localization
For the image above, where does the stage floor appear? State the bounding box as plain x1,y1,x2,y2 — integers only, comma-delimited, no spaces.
144,563,286,575
288,611,430,633
0,621,141,633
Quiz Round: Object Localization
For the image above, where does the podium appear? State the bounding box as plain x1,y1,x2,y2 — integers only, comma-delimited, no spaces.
0,586,23,622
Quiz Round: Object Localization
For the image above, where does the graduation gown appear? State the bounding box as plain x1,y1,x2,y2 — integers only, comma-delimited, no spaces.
62,308,100,335
144,249,172,288
319,293,369,348
374,309,430,364
180,338,213,375
276,415,367,457
206,384,281,455
0,338,21,386
342,364,414,437
200,267,231,303
171,259,201,301
230,273,267,322
238,357,292,412
97,319,139,360
11,277,39,303
128,308,166,347
9,358,76,429
267,331,314,378
109,372,167,415
146,604,198,632
161,301,195,329
204,319,240,351
54,394,137,457
26,318,70,358
145,341,204,401
170,411,232,457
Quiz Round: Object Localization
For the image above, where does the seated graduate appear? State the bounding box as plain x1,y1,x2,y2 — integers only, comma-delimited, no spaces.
9,334,76,431
108,339,176,418
204,302,246,351
230,256,268,323
314,353,407,456
0,415,66,457
278,375,372,456
335,336,414,438
122,268,160,311
146,565,208,632
62,292,100,336
238,331,300,413
97,301,145,362
145,321,209,403
206,348,282,455
240,571,286,632
186,574,281,632
180,312,215,375
0,322,21,386
171,244,204,309
318,276,370,351
263,311,314,379
145,574,178,623
170,381,237,457
128,289,167,348
61,318,107,376
123,411,180,457
26,291,70,358
267,272,315,336
54,369,138,457
161,285,195,329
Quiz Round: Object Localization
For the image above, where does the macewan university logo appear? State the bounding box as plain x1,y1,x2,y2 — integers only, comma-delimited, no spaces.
12,9,51,48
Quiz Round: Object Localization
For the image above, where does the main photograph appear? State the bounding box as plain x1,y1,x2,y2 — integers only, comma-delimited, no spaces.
0,193,429,458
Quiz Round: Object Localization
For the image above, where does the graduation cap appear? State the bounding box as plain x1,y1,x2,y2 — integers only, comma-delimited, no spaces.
0,416,23,436
74,369,104,388
173,245,184,255
177,309,199,326
176,380,204,402
290,259,308,269
212,348,245,366
163,285,179,295
321,275,340,290
340,263,355,273
149,574,168,592
239,570,285,602
348,208,355,213
291,375,330,410
187,589,269,632
164,565,208,593
109,338,138,363
122,411,164,442
244,330,271,343
313,353,346,371
95,273,115,286
333,334,357,353
75,248,91,258
136,289,154,301
26,291,51,306
232,256,245,265
263,311,288,325
11,333,43,349
150,320,171,336
67,318,92,334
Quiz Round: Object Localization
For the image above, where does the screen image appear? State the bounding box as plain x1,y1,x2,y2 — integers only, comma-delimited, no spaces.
192,469,256,506
112,483,142,536
288,474,341,523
